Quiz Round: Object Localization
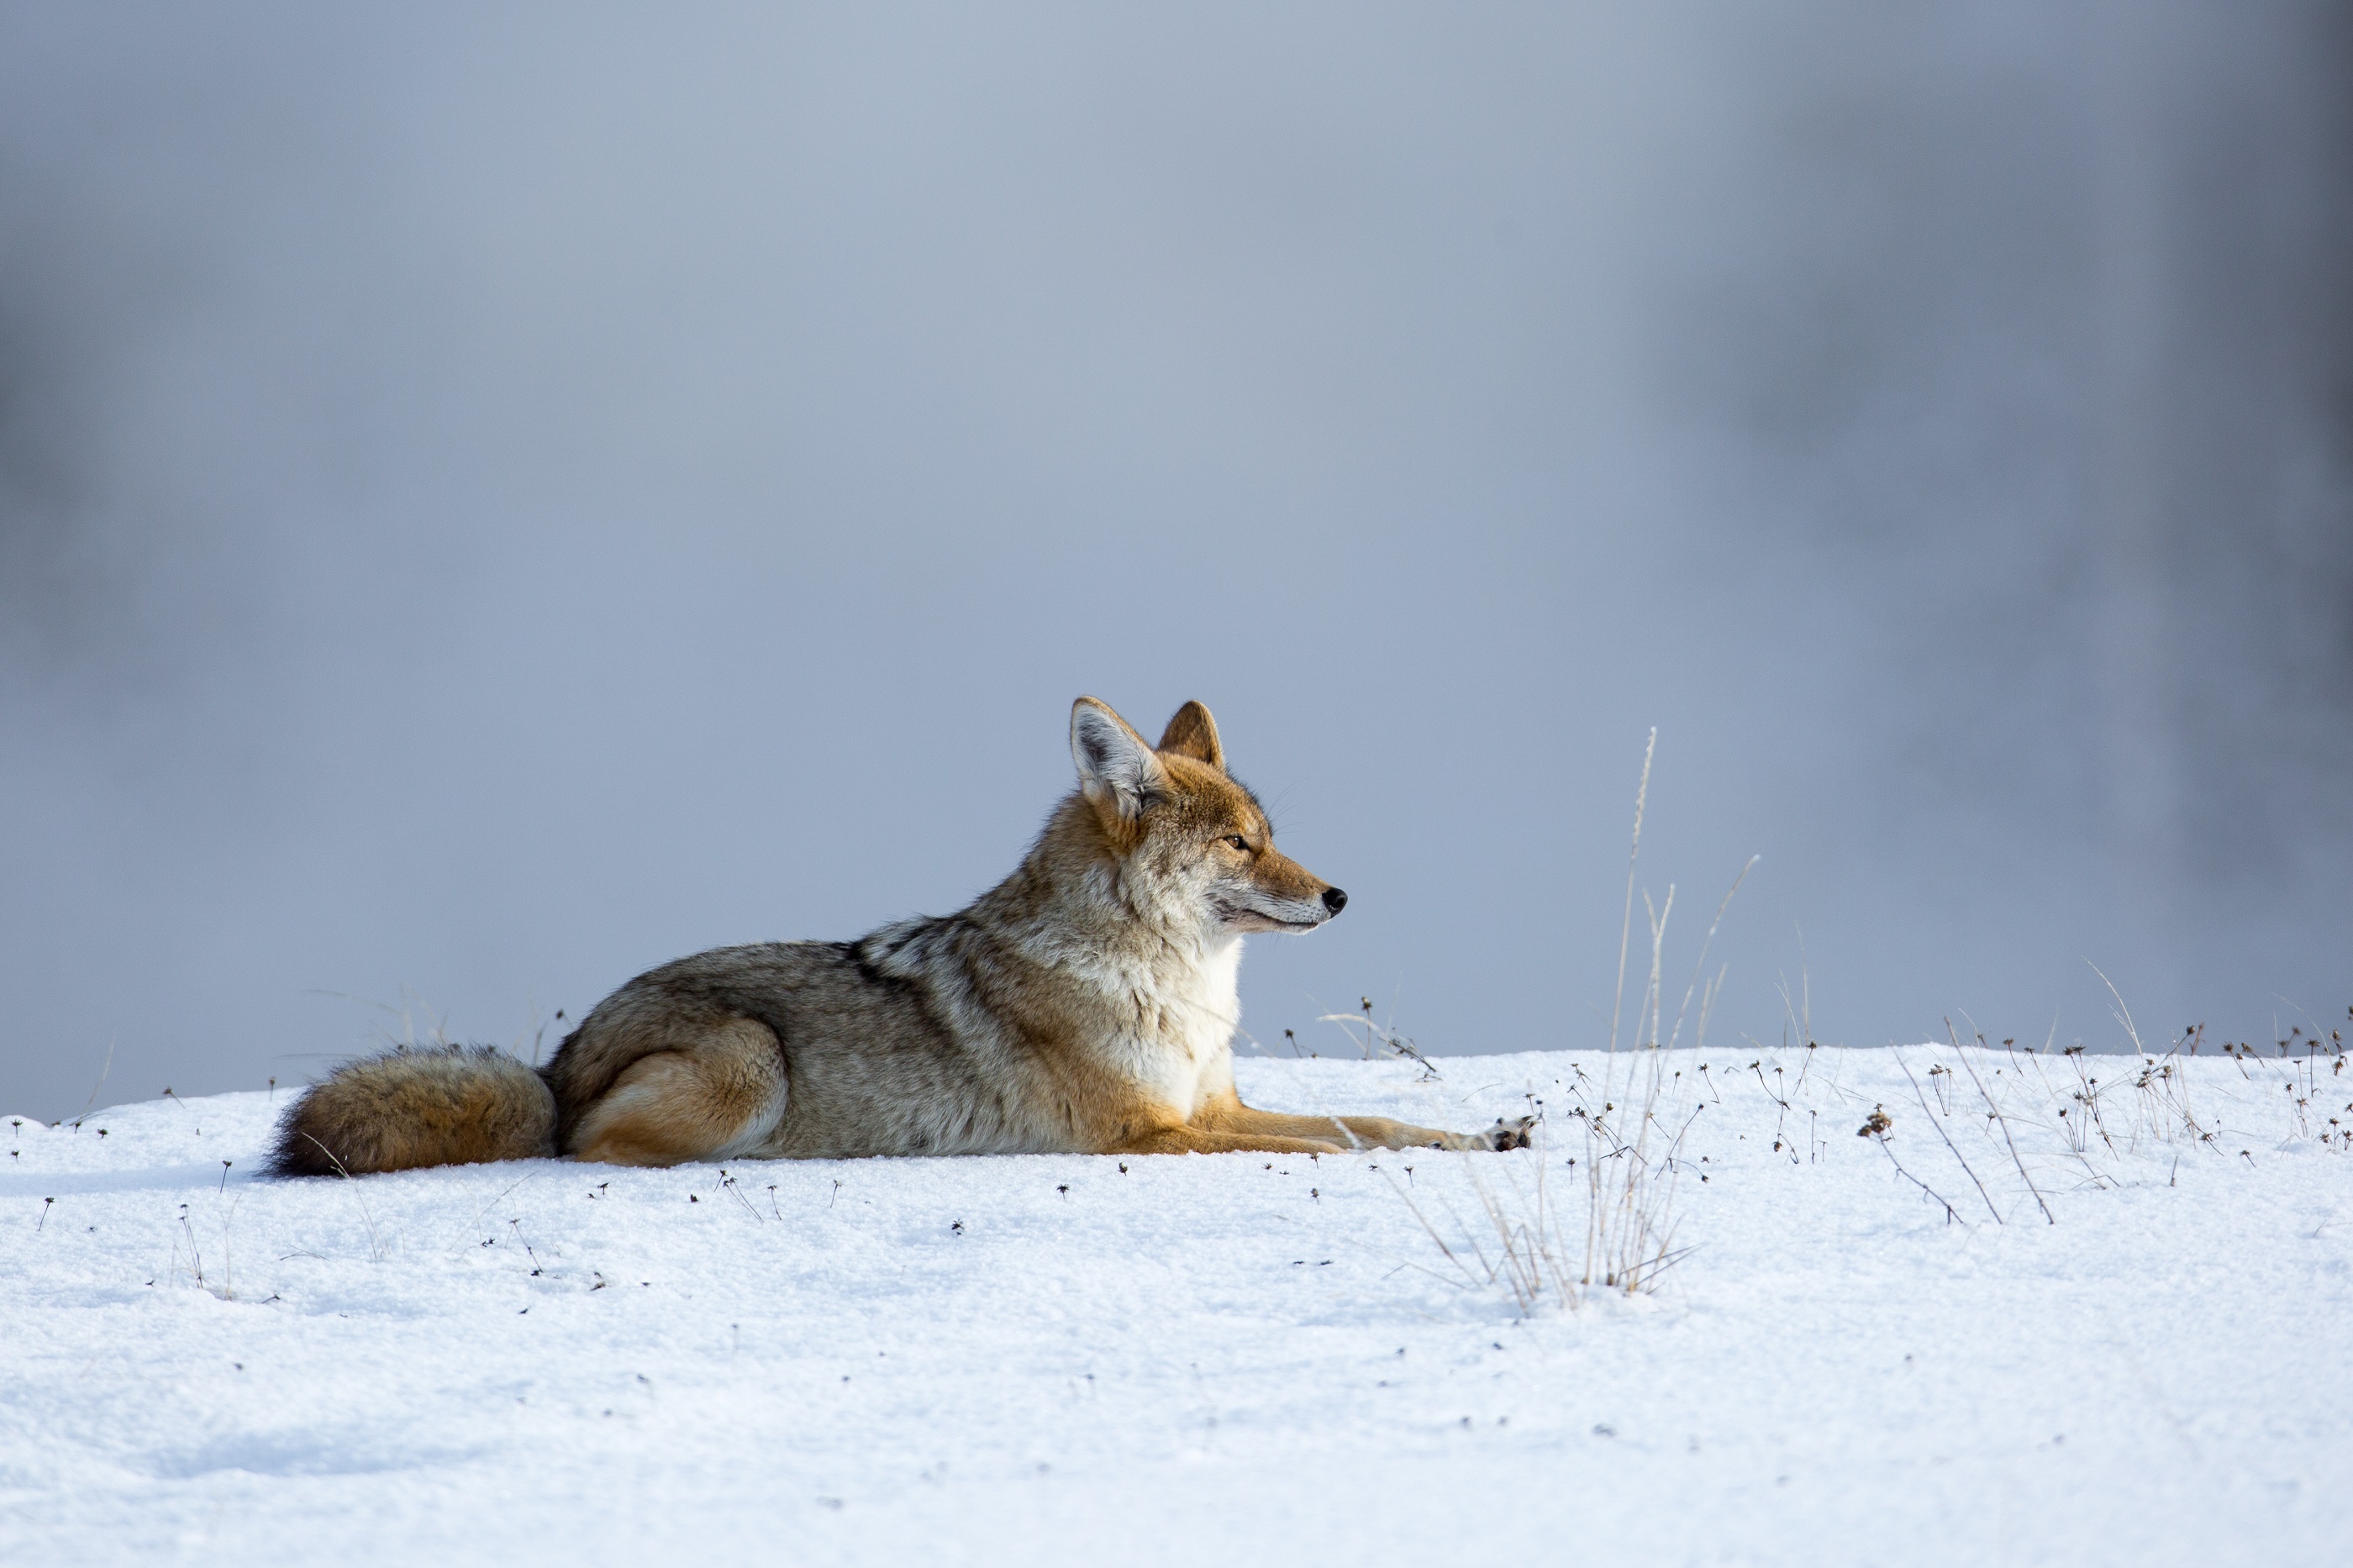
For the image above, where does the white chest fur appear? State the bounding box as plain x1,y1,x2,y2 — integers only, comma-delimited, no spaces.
1097,934,1243,1118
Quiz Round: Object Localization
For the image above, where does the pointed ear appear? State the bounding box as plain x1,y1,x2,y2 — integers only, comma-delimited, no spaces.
1156,701,1225,771
1071,697,1166,819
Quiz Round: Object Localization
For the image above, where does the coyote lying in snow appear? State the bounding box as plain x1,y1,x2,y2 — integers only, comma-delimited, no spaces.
270,697,1533,1174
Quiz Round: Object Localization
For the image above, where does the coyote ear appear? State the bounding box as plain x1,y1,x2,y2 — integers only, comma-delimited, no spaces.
1071,697,1166,819
1156,701,1225,771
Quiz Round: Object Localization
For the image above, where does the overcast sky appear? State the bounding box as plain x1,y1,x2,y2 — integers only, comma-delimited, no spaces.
4,4,2348,1122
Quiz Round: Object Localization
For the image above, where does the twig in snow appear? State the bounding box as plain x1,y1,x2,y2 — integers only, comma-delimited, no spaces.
1896,1053,2003,1225
297,1132,387,1260
1859,1108,1963,1226
1948,1020,2055,1225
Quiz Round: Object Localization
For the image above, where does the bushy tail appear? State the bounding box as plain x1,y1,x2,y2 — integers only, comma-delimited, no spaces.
267,1044,557,1176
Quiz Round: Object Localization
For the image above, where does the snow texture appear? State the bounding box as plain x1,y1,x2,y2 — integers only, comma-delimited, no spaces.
3,1045,2348,1565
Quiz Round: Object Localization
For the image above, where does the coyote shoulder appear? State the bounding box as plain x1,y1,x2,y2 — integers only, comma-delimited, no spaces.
270,697,1530,1175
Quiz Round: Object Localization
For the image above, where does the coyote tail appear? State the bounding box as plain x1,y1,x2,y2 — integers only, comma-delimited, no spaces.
266,1044,557,1176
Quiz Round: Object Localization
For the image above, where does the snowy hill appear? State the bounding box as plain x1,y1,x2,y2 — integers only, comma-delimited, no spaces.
3,1046,2347,1565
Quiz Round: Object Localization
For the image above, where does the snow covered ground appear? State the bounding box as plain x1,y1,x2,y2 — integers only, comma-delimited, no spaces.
4,1043,2348,1565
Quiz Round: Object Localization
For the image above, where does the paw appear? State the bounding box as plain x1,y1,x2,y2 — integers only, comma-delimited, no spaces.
1480,1115,1539,1151
1429,1117,1537,1152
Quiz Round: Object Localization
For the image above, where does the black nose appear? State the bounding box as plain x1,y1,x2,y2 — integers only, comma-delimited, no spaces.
1321,887,1348,914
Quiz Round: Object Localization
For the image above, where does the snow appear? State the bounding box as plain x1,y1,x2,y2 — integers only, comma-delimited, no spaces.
3,1045,2348,1565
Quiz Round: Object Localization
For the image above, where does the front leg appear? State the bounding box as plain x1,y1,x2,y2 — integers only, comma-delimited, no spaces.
1105,1123,1348,1157
1201,1102,1538,1152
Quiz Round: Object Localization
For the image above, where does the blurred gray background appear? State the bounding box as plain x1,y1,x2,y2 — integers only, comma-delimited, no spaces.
4,4,2348,1121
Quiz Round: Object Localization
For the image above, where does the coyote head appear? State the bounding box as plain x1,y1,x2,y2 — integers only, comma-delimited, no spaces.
1067,696,1346,939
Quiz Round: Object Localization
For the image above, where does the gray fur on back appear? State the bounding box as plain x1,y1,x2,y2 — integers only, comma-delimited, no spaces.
540,922,1076,1160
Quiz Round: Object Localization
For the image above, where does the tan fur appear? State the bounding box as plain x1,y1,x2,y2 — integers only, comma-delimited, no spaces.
266,697,1531,1177
269,1045,555,1176
567,1017,786,1166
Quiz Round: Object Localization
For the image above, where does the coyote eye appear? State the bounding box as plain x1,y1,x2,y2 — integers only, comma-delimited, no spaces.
1223,834,1251,853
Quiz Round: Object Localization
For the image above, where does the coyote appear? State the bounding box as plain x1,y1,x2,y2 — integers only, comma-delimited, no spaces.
270,697,1532,1175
